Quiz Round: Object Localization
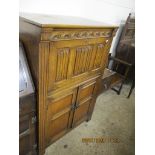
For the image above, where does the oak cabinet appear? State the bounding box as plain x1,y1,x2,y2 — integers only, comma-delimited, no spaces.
19,13,118,155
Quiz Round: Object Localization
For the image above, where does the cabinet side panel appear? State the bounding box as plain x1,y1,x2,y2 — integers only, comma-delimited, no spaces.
38,42,50,155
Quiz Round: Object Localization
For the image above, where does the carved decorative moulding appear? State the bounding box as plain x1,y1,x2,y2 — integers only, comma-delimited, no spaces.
41,30,113,41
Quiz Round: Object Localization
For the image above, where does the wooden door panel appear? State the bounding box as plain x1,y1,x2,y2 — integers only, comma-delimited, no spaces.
72,98,92,126
73,45,93,75
78,81,96,101
48,46,71,87
77,79,96,103
48,38,108,91
48,112,70,139
55,48,70,81
46,89,77,144
72,79,97,127
47,94,73,118
93,43,106,69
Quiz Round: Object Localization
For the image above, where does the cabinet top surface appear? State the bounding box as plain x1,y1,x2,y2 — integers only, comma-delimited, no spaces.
19,13,118,28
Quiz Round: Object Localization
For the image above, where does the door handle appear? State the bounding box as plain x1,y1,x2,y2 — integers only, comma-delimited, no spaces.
75,104,80,109
71,103,80,110
71,104,76,110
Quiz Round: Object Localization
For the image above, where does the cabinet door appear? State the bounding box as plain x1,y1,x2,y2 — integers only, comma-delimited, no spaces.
72,79,97,127
48,37,110,91
46,89,77,144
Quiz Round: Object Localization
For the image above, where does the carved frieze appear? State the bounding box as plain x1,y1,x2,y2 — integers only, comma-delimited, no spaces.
44,30,113,41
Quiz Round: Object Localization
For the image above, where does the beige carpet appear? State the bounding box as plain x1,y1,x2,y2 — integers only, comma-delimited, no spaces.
45,84,135,155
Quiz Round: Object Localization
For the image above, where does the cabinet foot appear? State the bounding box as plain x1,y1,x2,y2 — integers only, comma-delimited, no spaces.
86,116,92,122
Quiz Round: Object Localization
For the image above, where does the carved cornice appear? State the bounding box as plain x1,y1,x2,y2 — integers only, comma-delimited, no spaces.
46,30,113,41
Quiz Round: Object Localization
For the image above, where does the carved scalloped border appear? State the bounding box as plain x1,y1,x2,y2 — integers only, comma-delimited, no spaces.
41,29,113,41
48,30,113,41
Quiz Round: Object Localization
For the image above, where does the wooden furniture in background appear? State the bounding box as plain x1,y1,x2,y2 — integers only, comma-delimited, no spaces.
114,13,135,77
19,94,37,155
19,41,37,155
102,13,135,96
101,55,132,94
117,39,135,98
101,68,115,92
113,13,135,96
19,13,118,155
